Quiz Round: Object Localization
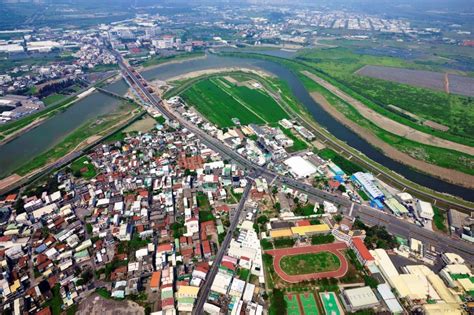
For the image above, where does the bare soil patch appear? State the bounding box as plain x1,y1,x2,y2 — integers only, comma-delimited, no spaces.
77,294,144,315
356,65,474,97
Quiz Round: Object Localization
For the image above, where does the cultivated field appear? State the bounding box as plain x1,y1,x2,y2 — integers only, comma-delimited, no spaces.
181,76,288,127
357,65,474,97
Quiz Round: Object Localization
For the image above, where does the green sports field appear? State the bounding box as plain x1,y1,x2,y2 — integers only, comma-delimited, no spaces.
285,294,301,315
319,292,342,315
299,293,319,315
181,77,288,128
280,252,341,275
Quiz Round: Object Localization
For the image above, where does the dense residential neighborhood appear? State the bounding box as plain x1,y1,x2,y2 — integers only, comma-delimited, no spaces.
0,1,473,314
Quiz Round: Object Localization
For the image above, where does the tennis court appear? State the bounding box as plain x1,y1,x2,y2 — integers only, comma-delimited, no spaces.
285,294,301,315
299,293,319,315
319,292,343,315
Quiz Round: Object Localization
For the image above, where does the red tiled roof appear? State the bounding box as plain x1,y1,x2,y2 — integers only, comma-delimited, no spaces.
150,271,161,288
36,307,52,315
352,237,374,261
157,243,173,253
215,205,230,213
221,261,236,271
5,194,17,202
296,220,311,226
202,240,211,254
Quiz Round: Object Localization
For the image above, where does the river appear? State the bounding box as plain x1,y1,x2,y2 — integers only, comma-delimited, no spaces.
1,53,473,201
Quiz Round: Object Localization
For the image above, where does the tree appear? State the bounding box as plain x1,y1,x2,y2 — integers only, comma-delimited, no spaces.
271,186,278,195
337,184,346,193
274,202,281,211
269,289,286,315
334,214,343,223
257,215,269,225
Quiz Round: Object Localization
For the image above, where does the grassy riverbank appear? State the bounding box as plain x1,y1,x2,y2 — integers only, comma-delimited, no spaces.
14,101,141,176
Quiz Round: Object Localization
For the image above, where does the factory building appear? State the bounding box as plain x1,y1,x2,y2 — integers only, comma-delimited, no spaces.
351,172,384,202
341,286,380,312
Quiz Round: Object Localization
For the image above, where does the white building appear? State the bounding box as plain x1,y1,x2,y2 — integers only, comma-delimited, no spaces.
342,286,379,312
416,200,434,220
284,156,317,178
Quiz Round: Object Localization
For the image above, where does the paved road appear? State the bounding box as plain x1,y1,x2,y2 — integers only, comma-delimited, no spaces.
193,181,252,314
116,53,474,263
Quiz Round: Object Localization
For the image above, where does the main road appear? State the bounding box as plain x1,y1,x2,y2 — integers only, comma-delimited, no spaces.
192,181,252,314
115,52,474,263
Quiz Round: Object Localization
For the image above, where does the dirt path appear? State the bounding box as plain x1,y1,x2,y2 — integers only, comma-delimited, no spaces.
302,71,474,156
310,92,474,188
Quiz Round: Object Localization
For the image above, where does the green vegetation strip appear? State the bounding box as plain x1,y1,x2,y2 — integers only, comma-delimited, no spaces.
433,206,448,232
280,127,308,152
318,148,364,175
280,252,341,275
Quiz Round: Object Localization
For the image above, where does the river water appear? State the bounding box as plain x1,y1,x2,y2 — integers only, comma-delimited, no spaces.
1,53,473,201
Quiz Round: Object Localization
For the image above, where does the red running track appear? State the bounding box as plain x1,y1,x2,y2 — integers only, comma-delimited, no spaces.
266,242,349,283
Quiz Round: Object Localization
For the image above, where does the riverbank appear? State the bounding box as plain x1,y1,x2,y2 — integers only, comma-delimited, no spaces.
310,91,474,188
165,67,273,83
302,70,474,156
217,52,474,184
0,103,144,194
139,52,206,71
164,63,474,207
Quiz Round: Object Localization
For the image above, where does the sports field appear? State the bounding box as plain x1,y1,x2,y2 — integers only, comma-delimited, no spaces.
299,293,319,315
280,252,341,275
181,77,288,127
285,294,301,315
285,293,320,315
319,292,343,315
266,243,349,283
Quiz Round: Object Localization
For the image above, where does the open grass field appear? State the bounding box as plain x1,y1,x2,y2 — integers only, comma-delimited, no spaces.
266,243,349,283
181,76,288,127
42,93,68,106
70,156,96,179
280,252,341,275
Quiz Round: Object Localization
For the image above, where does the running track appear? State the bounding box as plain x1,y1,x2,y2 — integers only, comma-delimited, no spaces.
266,243,349,283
